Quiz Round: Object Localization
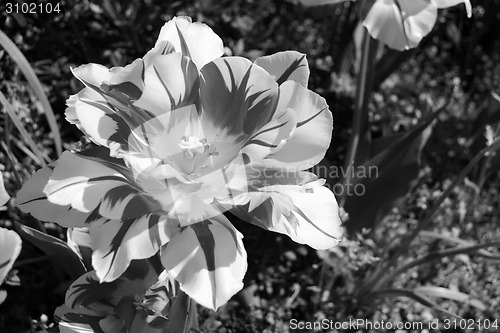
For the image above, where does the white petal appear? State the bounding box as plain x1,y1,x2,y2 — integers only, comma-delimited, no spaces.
363,0,438,51
134,53,199,116
16,165,91,227
233,183,343,250
90,215,177,282
0,171,10,206
44,152,161,221
400,0,438,47
432,0,472,17
71,63,111,89
275,185,343,249
264,81,332,170
72,59,144,98
59,322,97,333
254,51,310,87
161,216,247,310
0,228,22,284
200,57,279,139
240,107,297,164
44,152,128,214
73,89,132,149
67,228,93,271
152,16,224,70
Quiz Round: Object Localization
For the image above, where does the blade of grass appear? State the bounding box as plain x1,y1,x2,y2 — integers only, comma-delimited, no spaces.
371,288,462,320
0,29,62,157
414,286,486,311
0,140,23,187
340,28,377,206
375,240,500,289
0,91,45,166
419,230,500,260
12,136,47,165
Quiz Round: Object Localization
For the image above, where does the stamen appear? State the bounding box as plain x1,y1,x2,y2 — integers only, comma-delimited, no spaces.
178,136,218,176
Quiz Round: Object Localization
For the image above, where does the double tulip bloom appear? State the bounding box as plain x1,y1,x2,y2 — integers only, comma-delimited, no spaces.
17,16,342,314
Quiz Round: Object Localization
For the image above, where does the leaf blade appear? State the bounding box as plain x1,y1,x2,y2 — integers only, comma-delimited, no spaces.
0,29,62,157
14,222,86,279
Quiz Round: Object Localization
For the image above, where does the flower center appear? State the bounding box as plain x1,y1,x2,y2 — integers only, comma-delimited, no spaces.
179,136,207,159
178,136,218,176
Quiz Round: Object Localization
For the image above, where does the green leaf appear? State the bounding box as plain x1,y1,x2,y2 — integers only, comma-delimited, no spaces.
344,107,443,233
409,241,500,268
378,240,500,288
165,290,199,333
372,288,462,319
419,231,500,260
414,286,486,311
0,29,62,157
14,223,86,279
340,28,377,207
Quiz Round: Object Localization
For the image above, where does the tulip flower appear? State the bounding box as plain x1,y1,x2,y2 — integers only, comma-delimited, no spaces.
301,0,472,50
17,16,342,311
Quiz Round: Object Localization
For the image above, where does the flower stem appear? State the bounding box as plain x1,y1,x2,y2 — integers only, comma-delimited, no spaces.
340,28,376,207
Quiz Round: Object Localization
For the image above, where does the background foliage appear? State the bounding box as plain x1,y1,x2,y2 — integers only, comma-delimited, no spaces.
1,0,500,332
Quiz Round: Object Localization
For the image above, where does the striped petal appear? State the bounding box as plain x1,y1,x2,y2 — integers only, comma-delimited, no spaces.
161,216,247,310
0,228,22,284
272,184,343,249
58,320,102,333
67,228,93,272
245,164,319,190
72,59,144,100
16,165,91,227
45,152,126,214
89,215,178,282
150,16,224,70
67,88,132,151
55,304,114,333
70,60,156,132
45,151,162,222
219,164,316,211
264,81,332,170
134,53,200,116
64,272,115,316
255,51,310,87
233,180,342,250
239,107,297,164
200,57,279,139
363,0,438,51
